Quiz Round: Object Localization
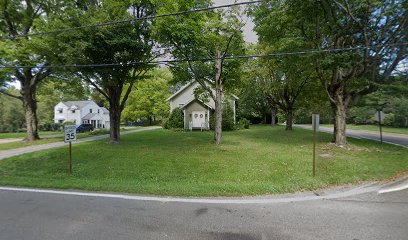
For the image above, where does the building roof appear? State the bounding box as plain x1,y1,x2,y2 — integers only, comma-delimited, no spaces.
100,107,109,114
180,98,213,110
166,81,239,101
61,101,94,109
82,113,102,120
166,81,195,102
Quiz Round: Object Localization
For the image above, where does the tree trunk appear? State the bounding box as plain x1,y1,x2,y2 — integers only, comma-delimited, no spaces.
285,108,293,131
20,81,40,141
271,108,276,126
332,93,347,146
108,89,122,144
214,52,223,145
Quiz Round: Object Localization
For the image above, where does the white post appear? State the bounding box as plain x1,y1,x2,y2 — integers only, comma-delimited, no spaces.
183,109,187,129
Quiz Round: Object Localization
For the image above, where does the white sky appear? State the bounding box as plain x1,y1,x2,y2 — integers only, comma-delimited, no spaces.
214,0,258,43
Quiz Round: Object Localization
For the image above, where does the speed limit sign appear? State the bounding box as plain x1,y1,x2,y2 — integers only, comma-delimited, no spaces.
64,125,77,143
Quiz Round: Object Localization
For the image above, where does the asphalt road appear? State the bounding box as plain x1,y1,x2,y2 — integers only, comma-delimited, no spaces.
295,124,408,147
0,187,407,240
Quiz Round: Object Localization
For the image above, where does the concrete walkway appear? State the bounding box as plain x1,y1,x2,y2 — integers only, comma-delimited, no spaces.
295,124,408,147
0,127,161,160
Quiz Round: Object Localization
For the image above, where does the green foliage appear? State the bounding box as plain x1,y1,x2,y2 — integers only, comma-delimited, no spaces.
165,108,184,129
38,123,63,132
237,118,250,129
122,68,172,123
63,121,75,125
0,87,25,133
210,105,235,131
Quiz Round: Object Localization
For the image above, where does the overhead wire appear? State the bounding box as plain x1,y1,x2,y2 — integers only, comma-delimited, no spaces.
0,0,264,40
1,42,407,69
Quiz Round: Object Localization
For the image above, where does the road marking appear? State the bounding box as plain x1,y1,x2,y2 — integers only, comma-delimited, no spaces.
0,184,380,204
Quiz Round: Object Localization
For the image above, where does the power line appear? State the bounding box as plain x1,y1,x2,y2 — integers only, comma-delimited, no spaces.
0,0,263,40
1,43,406,69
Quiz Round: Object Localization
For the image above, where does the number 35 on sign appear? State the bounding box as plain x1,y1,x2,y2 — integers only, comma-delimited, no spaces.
64,125,77,143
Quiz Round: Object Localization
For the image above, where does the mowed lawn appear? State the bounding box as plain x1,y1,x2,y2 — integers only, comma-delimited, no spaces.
0,125,407,196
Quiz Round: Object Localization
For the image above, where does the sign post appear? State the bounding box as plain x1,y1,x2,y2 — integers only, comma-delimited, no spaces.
64,125,77,174
375,110,384,144
312,114,320,177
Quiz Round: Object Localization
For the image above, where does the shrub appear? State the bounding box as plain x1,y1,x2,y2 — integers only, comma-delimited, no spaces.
237,118,250,129
210,105,235,131
39,122,63,131
166,108,184,129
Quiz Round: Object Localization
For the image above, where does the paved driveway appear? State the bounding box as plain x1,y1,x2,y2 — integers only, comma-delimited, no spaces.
295,124,408,147
0,127,161,160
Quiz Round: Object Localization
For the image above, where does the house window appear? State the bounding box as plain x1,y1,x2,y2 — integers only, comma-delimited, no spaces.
98,109,100,114
72,110,75,113
90,109,93,113
58,109,63,114
58,120,63,123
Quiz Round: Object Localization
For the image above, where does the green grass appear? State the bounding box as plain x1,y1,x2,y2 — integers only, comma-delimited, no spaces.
0,131,62,139
0,125,407,196
319,124,408,135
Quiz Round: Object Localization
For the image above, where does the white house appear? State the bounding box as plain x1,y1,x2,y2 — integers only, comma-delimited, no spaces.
54,101,110,129
166,81,238,130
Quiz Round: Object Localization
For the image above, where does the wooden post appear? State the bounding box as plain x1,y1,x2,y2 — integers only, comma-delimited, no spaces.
378,110,383,144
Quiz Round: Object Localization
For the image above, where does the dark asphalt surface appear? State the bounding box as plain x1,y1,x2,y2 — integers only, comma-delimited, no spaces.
0,188,407,240
295,125,408,147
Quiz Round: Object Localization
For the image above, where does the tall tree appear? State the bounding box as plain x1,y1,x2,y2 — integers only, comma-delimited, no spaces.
253,0,407,145
52,0,157,143
0,0,68,141
156,0,245,144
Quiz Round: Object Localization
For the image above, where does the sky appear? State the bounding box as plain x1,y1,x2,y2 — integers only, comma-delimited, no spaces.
214,0,258,43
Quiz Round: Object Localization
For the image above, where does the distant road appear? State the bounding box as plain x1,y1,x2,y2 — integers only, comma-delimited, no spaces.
295,124,408,147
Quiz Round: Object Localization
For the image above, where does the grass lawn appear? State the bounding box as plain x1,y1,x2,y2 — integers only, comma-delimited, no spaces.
0,131,62,139
319,124,408,135
0,125,407,196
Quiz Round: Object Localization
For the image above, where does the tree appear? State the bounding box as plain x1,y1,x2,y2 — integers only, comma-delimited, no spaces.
0,86,25,132
52,0,157,143
0,0,69,141
156,0,245,144
253,0,407,145
122,68,171,124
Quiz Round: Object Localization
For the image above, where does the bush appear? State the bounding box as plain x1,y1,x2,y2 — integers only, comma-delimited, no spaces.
210,106,235,131
39,122,63,131
166,108,184,129
237,118,250,129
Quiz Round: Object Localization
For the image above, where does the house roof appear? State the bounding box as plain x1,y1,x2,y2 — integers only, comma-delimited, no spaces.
100,107,109,114
166,81,195,102
180,98,213,110
61,101,93,109
82,113,102,120
166,81,239,101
